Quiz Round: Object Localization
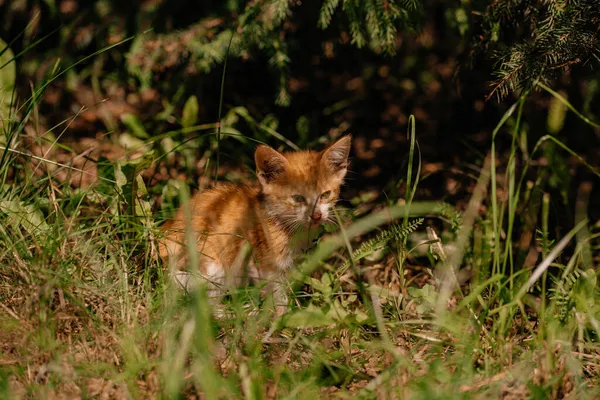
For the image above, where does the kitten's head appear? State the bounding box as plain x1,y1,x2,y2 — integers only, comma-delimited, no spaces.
255,136,351,231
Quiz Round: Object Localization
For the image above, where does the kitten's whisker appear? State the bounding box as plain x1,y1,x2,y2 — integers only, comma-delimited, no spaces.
279,218,303,235
282,224,297,235
324,215,340,224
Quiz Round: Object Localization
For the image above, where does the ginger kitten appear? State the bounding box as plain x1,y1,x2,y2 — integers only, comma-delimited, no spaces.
158,136,351,315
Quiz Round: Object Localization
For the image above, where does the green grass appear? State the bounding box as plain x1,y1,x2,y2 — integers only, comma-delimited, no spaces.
1,47,600,399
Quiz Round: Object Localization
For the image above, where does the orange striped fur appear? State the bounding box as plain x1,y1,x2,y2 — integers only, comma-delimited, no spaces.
158,136,351,314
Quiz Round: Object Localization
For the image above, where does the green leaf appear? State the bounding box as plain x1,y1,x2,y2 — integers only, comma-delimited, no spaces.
296,115,310,142
121,113,149,139
0,200,49,237
304,275,332,295
95,157,116,196
0,37,16,134
354,309,369,323
326,299,349,321
182,95,199,129
160,137,176,156
350,191,377,206
114,162,127,192
321,272,332,287
232,106,251,119
118,132,149,152
547,91,568,134
262,113,279,131
407,283,436,300
342,294,357,307
161,179,185,204
135,174,148,196
113,153,154,219
284,304,335,328
407,284,437,314
323,223,338,233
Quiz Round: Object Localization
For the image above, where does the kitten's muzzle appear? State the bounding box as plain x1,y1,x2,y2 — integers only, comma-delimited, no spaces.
310,211,323,223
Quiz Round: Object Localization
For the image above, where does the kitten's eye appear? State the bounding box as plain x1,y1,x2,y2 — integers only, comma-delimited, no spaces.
320,191,332,200
292,195,306,203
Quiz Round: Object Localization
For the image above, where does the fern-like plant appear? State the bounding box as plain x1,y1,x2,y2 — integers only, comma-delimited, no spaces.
550,267,597,325
550,269,579,324
432,202,462,235
339,218,424,274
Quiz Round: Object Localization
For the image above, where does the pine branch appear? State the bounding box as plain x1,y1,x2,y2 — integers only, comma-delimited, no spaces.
482,0,600,100
128,0,423,105
318,0,341,29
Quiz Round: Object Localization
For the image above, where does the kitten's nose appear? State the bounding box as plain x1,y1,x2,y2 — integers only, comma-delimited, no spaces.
310,212,322,222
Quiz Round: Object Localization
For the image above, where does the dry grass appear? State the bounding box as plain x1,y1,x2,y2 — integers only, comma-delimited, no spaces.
1,172,599,399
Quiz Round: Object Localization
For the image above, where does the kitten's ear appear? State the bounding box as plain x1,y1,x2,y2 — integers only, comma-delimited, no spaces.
321,135,351,178
255,145,288,184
